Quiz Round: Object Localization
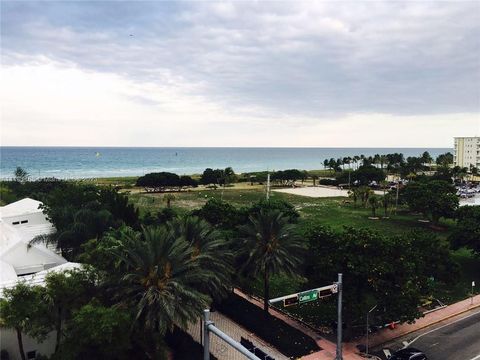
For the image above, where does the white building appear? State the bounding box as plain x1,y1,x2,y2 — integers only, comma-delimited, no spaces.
0,198,81,360
454,137,480,169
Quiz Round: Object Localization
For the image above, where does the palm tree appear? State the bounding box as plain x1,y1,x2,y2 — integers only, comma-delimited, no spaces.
111,226,221,357
368,195,379,217
323,159,329,170
348,188,359,207
166,216,232,298
382,193,391,217
353,155,360,170
163,193,176,208
238,210,304,313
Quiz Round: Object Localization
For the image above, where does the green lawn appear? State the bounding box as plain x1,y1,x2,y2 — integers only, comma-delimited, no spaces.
129,186,454,238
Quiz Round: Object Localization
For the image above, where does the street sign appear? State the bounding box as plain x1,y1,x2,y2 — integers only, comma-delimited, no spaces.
283,295,299,307
331,283,338,293
299,290,318,304
319,289,333,298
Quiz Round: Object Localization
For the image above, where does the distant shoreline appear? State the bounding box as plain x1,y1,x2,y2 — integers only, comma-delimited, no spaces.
0,146,452,180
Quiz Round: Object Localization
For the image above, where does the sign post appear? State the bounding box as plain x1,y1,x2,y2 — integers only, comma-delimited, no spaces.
268,274,344,360
336,273,343,360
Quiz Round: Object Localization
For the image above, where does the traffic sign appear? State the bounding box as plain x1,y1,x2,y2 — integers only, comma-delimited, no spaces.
331,283,338,293
299,290,318,304
283,295,299,307
319,289,333,298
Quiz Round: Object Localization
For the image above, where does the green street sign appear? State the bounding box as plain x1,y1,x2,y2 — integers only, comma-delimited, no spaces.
299,290,318,304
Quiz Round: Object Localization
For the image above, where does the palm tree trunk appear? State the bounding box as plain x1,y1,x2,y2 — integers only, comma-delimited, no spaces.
16,327,26,360
263,269,270,314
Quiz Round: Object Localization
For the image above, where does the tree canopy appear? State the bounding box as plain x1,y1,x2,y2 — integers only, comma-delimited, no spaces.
304,224,457,331
449,206,480,256
136,172,197,191
402,179,458,223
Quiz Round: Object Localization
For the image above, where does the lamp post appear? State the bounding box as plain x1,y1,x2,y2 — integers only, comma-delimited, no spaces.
366,304,377,356
336,273,343,360
472,281,476,305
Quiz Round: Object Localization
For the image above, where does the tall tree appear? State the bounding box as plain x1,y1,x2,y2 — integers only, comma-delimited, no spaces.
238,210,304,313
13,167,29,183
43,268,98,351
166,216,232,298
0,283,50,360
111,226,223,357
403,179,458,224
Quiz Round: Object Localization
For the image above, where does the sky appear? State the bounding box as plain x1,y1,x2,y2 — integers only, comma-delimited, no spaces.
1,1,479,147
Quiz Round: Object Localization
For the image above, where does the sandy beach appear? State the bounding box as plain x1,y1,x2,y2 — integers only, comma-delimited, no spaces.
273,186,384,198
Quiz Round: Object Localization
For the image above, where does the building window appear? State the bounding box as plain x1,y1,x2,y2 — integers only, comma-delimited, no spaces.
21,220,29,224
12,221,20,225
27,351,37,359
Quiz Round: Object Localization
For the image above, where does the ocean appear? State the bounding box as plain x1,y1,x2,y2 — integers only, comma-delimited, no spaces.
0,147,451,179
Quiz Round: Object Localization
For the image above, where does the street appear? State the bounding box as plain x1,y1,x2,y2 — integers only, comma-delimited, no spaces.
373,309,480,360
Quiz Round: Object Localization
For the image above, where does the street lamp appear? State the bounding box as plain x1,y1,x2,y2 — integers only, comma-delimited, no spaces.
366,304,377,356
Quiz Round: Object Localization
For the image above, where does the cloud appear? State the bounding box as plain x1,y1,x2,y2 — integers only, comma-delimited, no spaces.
1,1,479,146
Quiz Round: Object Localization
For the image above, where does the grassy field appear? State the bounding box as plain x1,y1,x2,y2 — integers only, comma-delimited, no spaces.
128,185,454,237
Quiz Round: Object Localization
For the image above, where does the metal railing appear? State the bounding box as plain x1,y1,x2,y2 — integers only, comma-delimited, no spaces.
203,309,268,360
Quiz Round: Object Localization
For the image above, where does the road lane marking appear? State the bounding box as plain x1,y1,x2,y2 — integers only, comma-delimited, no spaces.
405,309,480,347
468,355,480,360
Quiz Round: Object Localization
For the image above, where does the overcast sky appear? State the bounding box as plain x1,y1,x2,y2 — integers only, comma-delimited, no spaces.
1,1,479,147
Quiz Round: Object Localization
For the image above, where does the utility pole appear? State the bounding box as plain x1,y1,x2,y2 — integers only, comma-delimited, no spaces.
266,173,271,201
395,178,400,214
336,273,343,360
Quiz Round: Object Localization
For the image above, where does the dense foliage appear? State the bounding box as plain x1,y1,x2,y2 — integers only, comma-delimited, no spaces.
402,179,458,223
450,206,480,256
336,165,385,185
304,224,457,336
136,172,197,191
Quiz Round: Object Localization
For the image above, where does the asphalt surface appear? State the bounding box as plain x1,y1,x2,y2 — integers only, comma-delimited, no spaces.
372,309,480,360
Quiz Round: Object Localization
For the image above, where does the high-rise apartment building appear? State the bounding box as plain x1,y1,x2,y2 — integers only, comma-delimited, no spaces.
454,137,480,169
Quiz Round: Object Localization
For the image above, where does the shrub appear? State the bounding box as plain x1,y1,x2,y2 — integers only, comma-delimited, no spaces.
319,178,339,186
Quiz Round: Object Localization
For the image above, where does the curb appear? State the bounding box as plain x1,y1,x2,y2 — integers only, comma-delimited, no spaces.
368,302,480,348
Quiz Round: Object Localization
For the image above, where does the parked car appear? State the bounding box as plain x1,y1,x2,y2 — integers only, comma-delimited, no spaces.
389,347,428,360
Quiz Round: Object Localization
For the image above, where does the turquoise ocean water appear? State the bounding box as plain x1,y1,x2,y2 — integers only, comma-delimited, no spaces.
0,147,451,179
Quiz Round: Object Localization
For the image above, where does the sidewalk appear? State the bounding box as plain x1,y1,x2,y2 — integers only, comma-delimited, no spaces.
354,294,480,349
234,288,364,360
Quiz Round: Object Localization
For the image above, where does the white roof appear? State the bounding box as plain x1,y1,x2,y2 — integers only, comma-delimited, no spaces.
0,262,83,296
0,198,44,218
0,260,18,284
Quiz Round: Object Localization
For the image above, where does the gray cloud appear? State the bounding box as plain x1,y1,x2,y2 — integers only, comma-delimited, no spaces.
2,1,479,118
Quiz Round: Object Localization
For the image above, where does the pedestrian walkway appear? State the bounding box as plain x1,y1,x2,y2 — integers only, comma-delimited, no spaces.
356,294,480,349
234,288,365,360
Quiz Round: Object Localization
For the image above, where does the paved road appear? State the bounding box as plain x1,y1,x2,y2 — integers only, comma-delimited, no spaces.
373,309,480,360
